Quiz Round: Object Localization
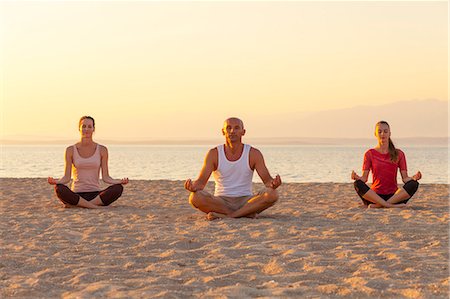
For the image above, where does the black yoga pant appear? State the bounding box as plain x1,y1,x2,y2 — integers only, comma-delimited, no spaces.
353,179,419,205
55,184,123,206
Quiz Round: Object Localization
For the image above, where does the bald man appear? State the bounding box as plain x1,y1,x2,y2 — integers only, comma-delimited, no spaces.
184,117,282,220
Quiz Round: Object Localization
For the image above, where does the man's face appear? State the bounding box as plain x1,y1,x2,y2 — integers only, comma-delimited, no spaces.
222,118,245,143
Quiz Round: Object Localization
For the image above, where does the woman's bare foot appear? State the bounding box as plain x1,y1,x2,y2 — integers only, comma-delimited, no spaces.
90,196,105,206
63,203,104,209
76,198,107,209
369,203,408,209
245,213,259,219
90,204,107,209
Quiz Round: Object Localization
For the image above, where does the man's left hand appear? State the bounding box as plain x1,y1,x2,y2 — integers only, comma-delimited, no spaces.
270,174,282,189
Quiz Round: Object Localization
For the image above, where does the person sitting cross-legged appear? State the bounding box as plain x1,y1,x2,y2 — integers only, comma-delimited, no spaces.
184,117,281,220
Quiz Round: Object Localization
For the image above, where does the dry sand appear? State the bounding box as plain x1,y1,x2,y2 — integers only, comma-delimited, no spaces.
0,178,448,298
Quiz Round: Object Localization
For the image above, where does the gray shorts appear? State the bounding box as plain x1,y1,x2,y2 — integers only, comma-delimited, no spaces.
216,190,265,211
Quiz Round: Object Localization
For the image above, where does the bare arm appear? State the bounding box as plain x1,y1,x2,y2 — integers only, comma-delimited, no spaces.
251,148,281,189
184,148,217,192
48,146,73,185
100,146,129,185
400,170,422,183
351,170,369,183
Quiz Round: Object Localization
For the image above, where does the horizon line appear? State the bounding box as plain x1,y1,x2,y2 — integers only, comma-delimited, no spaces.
1,136,448,146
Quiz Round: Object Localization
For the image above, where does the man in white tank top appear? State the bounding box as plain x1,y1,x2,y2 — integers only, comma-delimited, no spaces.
184,118,282,220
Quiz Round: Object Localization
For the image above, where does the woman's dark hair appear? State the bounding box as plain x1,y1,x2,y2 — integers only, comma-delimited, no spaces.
376,121,398,162
79,116,95,128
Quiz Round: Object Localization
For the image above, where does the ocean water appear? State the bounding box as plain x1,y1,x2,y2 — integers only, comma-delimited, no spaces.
0,145,448,184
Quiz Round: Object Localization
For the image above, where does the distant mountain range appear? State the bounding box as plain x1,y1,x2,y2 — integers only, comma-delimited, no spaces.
1,99,447,145
289,99,447,139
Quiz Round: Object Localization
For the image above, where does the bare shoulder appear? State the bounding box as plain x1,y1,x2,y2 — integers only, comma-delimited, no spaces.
65,145,74,152
63,146,73,162
206,147,218,160
201,147,217,169
65,145,74,157
249,146,263,159
249,147,264,170
98,144,108,155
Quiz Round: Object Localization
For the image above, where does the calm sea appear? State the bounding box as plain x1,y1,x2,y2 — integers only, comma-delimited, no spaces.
0,145,447,184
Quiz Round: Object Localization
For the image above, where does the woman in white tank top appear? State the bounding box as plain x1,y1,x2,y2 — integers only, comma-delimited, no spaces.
48,116,129,209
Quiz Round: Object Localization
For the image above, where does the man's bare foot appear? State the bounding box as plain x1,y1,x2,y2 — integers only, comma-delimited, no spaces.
206,212,228,221
368,203,383,209
206,212,258,220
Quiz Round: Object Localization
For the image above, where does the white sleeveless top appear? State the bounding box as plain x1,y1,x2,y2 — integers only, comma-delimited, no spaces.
213,144,254,197
71,144,101,192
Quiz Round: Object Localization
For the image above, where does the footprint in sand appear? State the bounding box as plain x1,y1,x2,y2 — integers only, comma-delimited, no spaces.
399,210,413,220
376,250,399,261
159,249,175,258
397,288,422,298
344,276,374,294
374,232,393,244
317,284,339,294
249,231,263,238
350,213,363,221
262,259,284,275
325,213,338,219
322,229,335,237
302,263,326,274
81,227,97,241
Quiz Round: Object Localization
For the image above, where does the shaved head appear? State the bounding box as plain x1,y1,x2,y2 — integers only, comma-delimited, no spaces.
224,117,244,129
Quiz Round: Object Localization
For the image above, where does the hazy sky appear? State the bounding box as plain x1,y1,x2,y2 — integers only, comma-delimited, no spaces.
1,1,447,140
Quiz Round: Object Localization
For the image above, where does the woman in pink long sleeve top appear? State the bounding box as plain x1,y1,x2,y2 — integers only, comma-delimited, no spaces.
351,121,421,208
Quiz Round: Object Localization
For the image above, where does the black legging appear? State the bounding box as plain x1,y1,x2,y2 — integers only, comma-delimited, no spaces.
354,179,419,205
55,184,123,206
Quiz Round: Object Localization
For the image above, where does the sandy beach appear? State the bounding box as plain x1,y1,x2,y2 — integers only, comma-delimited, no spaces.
0,178,448,298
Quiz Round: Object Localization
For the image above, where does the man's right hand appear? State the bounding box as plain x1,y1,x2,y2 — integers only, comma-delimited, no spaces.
184,179,198,192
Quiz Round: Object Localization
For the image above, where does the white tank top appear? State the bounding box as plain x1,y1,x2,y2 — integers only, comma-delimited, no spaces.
213,144,254,197
71,144,101,192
